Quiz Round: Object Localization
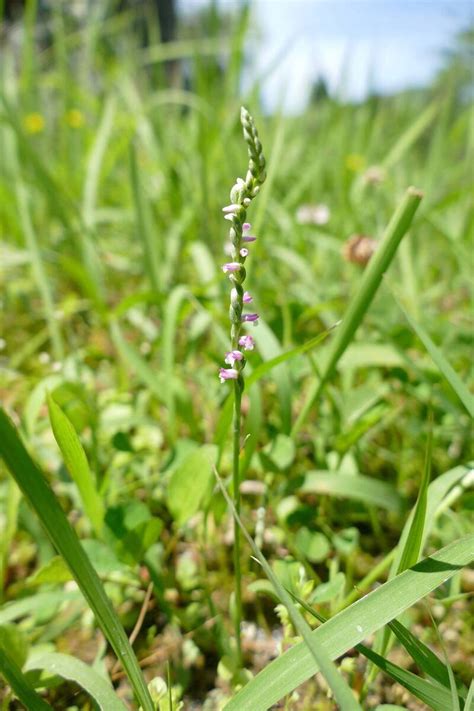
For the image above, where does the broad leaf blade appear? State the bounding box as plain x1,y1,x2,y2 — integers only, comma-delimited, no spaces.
168,445,217,525
299,471,403,513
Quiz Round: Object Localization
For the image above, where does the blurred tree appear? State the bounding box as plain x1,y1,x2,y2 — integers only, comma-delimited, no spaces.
309,76,330,103
2,0,25,22
156,0,176,43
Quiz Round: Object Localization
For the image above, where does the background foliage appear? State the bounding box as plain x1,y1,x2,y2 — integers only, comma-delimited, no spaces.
0,2,473,709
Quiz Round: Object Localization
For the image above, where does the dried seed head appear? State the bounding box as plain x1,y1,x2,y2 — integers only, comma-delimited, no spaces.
342,234,378,265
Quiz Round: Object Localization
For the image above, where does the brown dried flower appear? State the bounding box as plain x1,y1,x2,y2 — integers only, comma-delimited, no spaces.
342,234,378,265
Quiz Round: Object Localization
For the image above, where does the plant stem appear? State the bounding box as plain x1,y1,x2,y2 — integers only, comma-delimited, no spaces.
232,381,243,666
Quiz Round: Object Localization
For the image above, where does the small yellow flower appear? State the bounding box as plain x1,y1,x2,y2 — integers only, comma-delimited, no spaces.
23,112,45,134
345,153,365,172
65,108,85,129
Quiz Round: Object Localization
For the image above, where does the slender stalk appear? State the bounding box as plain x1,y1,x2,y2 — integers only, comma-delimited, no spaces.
218,107,266,663
232,382,243,665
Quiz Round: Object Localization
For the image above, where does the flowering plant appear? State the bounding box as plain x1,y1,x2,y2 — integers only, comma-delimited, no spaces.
219,107,266,663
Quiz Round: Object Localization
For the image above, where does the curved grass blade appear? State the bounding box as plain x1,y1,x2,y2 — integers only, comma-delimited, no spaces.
224,535,474,710
0,647,52,711
360,643,459,711
391,463,472,578
25,653,128,711
465,680,474,711
396,423,432,574
246,325,337,389
215,469,362,711
0,408,154,711
252,320,293,434
371,426,435,686
392,293,474,418
292,187,423,436
389,619,467,700
382,101,438,169
47,394,104,537
289,597,463,711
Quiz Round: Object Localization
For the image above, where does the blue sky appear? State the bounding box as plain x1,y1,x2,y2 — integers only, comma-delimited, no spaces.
180,0,473,110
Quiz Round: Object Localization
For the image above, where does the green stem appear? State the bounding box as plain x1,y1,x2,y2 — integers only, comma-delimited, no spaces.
291,186,423,437
232,382,243,666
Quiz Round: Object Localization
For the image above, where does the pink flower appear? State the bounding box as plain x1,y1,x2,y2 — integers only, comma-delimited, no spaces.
239,335,255,350
222,262,241,273
219,367,239,383
240,248,249,257
225,350,244,366
242,313,259,323
243,291,253,303
242,223,257,241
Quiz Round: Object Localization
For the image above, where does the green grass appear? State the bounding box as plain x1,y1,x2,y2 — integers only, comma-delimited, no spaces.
0,3,472,710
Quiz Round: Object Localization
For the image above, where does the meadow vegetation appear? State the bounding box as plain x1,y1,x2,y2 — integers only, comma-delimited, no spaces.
0,4,473,710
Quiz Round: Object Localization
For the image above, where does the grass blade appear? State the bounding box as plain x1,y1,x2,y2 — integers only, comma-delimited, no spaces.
0,407,154,711
6,125,65,362
292,597,465,710
25,653,128,711
292,186,423,436
360,643,459,711
162,285,189,442
368,426,432,686
215,469,362,711
392,293,474,418
0,647,53,711
47,394,105,537
465,680,474,711
396,424,432,573
0,480,21,599
82,96,116,230
393,463,473,575
246,325,337,389
389,619,466,699
382,101,438,169
224,534,474,710
129,144,161,293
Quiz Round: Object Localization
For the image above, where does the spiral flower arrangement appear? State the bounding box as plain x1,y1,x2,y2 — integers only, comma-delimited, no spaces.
219,107,266,388
219,107,266,664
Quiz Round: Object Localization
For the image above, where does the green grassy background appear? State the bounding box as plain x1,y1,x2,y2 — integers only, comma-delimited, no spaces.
0,3,473,709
